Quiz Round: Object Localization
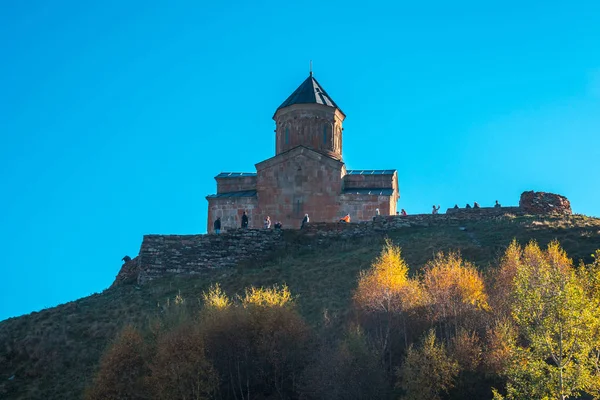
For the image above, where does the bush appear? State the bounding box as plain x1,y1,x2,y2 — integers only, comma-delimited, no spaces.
84,325,149,400
148,323,218,400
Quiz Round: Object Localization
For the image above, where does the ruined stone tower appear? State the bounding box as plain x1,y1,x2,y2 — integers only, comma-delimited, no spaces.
206,73,399,231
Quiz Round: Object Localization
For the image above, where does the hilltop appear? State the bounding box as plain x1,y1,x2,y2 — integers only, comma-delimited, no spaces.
1,213,600,399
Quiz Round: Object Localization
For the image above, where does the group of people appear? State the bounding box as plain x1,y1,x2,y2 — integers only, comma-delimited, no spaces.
213,210,357,234
213,199,505,233
262,216,283,230
393,199,502,218
453,200,501,210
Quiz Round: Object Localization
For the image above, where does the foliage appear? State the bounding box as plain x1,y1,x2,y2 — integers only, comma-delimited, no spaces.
422,252,489,342
202,283,231,310
300,326,390,400
201,284,310,400
84,325,149,400
354,239,426,369
241,284,293,308
148,323,218,400
4,215,600,399
500,241,597,400
396,329,459,400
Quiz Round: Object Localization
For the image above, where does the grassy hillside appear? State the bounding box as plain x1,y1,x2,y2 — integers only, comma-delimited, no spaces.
1,214,600,399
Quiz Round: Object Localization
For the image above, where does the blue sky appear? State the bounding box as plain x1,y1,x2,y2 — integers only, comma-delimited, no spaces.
1,1,599,320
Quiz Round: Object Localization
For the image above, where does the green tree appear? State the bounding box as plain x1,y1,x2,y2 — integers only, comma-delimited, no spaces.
300,327,390,400
396,329,459,400
502,241,596,400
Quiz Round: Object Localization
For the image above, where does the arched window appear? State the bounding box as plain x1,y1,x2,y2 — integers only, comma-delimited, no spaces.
285,127,289,144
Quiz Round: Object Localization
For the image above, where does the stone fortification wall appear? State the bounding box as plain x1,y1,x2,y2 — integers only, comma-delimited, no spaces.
114,191,570,286
137,229,284,284
119,206,527,286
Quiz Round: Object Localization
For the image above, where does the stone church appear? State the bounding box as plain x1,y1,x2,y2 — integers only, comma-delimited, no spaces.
206,73,399,231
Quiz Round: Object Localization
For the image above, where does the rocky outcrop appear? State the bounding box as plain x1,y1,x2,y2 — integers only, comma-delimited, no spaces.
519,191,572,215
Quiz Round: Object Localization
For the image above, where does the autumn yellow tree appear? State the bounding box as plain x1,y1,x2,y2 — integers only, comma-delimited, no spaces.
200,284,310,400
422,252,489,344
490,240,523,319
354,239,426,369
577,250,600,397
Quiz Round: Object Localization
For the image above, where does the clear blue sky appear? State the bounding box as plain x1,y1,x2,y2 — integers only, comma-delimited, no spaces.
1,1,599,321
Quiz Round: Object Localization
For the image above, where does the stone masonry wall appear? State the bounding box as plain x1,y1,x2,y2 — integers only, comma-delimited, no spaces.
216,176,257,194
119,206,529,286
343,173,396,190
206,196,259,233
137,229,285,284
338,193,395,221
117,191,570,286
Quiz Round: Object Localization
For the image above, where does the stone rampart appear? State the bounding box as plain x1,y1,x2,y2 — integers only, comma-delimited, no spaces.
117,206,529,286
112,191,573,286
137,229,285,284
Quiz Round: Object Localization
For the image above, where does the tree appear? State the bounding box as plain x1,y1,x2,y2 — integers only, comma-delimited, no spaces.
490,240,523,320
422,252,489,344
300,326,390,400
148,323,218,400
354,239,426,370
577,250,600,398
502,241,596,400
200,284,310,400
84,325,149,400
396,329,459,400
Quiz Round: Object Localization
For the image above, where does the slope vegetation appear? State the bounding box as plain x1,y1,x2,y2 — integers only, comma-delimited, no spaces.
1,214,599,399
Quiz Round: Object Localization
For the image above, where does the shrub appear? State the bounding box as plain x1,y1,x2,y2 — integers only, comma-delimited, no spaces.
84,325,149,400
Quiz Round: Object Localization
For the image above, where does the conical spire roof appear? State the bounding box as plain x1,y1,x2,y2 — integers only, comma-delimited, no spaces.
276,74,342,113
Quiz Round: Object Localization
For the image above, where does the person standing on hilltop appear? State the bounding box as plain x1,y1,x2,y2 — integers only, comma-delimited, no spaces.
474,201,480,209
400,209,407,216
264,216,271,229
373,208,380,220
495,200,502,208
432,205,441,215
301,214,309,229
213,217,221,234
241,211,249,229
